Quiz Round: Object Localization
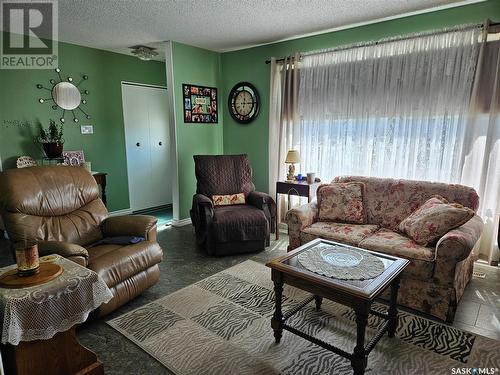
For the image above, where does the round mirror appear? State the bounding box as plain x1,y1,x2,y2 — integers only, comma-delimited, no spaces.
52,82,81,110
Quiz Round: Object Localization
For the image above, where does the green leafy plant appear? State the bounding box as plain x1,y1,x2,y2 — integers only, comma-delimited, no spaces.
37,120,64,144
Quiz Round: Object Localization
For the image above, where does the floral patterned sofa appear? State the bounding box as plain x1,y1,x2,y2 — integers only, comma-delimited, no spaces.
286,176,483,322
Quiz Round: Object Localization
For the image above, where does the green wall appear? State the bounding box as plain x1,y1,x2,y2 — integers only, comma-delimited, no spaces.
171,42,223,219
0,34,166,212
2,0,499,220
0,36,223,219
221,0,500,193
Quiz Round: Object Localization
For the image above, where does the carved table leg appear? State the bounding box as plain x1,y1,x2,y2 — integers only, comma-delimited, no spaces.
388,276,400,338
314,295,323,311
351,304,369,375
271,277,284,343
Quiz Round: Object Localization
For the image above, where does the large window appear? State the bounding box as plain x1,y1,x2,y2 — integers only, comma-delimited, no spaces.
298,115,467,183
296,27,481,184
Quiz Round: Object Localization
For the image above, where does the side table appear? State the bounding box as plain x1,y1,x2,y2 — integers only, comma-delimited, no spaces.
40,157,64,166
92,172,108,207
0,255,113,375
275,180,321,240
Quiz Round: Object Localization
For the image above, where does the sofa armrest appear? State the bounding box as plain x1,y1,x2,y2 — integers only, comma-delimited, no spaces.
190,194,214,244
247,191,276,233
101,215,158,241
285,201,318,251
37,241,89,265
433,214,483,285
247,191,275,210
192,193,213,208
191,194,214,223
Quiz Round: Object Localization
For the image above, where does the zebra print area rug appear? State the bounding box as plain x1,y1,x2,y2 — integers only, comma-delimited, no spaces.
108,260,500,375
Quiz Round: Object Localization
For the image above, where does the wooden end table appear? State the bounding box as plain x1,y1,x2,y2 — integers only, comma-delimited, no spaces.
266,238,409,375
0,255,113,375
275,180,321,240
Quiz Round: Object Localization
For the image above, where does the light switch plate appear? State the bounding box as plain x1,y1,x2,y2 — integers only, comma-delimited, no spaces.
81,125,93,134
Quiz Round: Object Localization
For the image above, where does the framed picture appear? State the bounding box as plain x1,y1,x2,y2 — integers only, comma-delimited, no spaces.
182,84,218,123
62,150,85,166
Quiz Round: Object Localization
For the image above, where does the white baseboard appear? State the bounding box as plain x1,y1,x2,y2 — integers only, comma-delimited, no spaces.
109,208,133,216
170,217,192,227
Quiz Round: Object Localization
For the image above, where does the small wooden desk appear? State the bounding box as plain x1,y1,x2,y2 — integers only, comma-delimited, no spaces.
275,180,321,240
92,172,107,207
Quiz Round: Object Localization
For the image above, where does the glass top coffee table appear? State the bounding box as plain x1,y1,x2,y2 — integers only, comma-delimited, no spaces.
266,238,409,375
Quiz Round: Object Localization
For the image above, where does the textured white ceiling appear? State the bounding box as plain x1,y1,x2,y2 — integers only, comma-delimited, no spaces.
51,0,479,59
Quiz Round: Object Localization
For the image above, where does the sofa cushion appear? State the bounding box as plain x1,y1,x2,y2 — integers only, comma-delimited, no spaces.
398,196,475,246
213,205,268,243
359,228,434,280
333,176,479,229
87,244,123,262
317,182,366,224
87,242,163,288
300,222,379,246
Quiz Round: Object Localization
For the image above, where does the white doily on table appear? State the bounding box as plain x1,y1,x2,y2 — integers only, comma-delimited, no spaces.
0,255,113,345
298,244,386,281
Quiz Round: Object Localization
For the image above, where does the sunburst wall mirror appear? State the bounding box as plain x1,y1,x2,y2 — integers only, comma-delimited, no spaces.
36,68,91,123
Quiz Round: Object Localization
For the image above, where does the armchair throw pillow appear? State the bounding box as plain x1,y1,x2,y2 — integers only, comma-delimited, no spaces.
212,193,246,206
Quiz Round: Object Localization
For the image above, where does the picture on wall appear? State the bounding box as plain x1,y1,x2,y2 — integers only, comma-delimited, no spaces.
182,84,218,123
62,150,85,166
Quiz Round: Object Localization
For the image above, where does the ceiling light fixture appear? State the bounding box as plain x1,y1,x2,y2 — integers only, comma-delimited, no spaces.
129,45,159,61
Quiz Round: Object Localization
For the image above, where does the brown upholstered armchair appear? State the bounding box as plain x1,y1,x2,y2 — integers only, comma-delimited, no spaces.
190,154,276,255
0,166,163,317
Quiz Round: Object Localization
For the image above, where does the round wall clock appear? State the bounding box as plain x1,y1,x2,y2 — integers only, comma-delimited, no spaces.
228,82,260,124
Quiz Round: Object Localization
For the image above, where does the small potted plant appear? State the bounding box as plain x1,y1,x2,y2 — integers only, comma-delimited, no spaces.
37,120,64,158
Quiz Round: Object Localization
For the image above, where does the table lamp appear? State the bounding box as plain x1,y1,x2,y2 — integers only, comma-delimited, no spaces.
285,150,300,181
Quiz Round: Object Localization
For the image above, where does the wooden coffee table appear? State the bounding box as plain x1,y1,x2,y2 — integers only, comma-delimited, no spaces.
266,238,409,375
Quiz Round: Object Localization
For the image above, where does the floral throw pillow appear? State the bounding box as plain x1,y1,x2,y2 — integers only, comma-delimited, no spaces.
212,193,245,206
317,182,366,224
398,195,474,246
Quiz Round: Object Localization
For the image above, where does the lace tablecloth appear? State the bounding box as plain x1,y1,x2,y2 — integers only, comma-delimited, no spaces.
0,254,113,345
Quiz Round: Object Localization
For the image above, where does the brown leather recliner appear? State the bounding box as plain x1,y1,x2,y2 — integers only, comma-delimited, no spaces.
0,166,163,317
190,154,276,256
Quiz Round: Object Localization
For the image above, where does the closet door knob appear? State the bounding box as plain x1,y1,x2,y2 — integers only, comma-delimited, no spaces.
136,142,140,147
159,141,163,146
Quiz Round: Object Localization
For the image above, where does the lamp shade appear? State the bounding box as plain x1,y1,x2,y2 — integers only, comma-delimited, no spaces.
285,150,300,164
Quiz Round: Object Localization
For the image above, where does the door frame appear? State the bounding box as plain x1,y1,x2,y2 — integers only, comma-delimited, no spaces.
121,81,173,213
164,41,182,224
121,81,167,90
120,42,183,225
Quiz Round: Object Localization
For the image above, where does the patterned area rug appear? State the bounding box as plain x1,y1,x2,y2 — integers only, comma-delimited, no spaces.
108,260,500,374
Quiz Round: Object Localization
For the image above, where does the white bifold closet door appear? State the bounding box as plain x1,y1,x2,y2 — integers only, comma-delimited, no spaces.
121,83,171,211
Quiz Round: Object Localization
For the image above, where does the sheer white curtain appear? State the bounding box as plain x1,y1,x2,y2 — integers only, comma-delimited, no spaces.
461,38,500,262
269,26,499,259
292,25,500,260
297,27,482,183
